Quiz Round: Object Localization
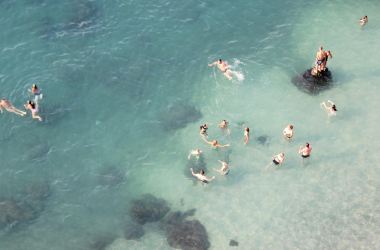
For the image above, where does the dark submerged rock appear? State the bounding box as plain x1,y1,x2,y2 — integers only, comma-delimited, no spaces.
22,182,50,213
64,0,101,31
292,68,333,95
129,194,170,225
161,209,210,250
229,239,239,246
160,102,202,131
256,135,269,146
124,221,145,240
97,165,125,187
0,199,37,230
89,234,116,250
27,142,51,161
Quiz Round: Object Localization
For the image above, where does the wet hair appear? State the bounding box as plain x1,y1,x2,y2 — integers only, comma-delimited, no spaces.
290,125,293,129
306,143,310,147
218,59,222,63
32,84,38,89
332,105,337,111
200,169,205,175
28,100,35,109
246,127,250,132
320,46,323,50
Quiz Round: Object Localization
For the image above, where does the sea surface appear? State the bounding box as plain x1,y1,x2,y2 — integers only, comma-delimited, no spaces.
1,0,379,249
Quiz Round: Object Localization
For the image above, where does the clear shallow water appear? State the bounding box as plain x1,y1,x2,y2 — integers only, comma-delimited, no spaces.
0,0,379,249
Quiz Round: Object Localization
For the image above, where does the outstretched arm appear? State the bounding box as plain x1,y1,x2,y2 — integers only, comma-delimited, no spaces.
190,168,196,176
327,100,334,106
208,61,217,67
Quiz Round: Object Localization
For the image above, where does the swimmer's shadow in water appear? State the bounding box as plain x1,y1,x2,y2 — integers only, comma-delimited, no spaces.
159,102,202,131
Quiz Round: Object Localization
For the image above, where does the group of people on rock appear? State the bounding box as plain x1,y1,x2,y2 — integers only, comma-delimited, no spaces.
0,84,43,121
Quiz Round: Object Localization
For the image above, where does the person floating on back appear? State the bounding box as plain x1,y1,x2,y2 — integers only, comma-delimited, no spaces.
359,15,368,27
320,100,337,117
24,100,42,121
299,143,312,158
0,99,26,116
203,138,230,149
208,59,233,80
190,168,215,183
214,160,230,175
31,84,43,103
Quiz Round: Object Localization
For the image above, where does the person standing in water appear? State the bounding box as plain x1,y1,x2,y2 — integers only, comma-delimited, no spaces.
272,153,285,166
299,143,312,158
359,16,368,27
283,124,294,140
208,59,233,80
24,100,42,121
199,123,208,137
190,168,215,183
188,148,202,160
244,127,250,145
219,119,230,135
0,99,26,116
320,100,337,116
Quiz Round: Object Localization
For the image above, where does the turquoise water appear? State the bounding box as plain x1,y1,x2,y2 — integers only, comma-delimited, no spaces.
1,0,379,249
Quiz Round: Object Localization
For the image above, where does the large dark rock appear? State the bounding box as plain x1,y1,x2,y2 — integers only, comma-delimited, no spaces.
159,102,202,131
161,209,210,250
129,194,170,225
0,199,37,230
124,221,145,240
292,68,333,95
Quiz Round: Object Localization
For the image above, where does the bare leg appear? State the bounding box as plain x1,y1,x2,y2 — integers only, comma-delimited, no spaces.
6,107,26,116
32,113,43,121
224,70,233,80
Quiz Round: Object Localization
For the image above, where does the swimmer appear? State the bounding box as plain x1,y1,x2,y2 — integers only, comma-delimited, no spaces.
299,143,312,158
218,119,230,135
188,148,202,160
30,84,43,103
214,160,230,175
272,153,285,166
0,99,26,116
24,100,42,121
359,15,368,27
203,138,230,149
283,124,294,140
320,100,337,116
199,124,208,136
244,127,250,145
208,59,233,80
190,168,215,183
